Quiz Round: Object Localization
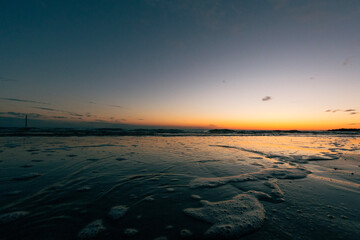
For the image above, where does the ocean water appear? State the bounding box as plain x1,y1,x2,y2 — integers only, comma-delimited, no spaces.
0,135,359,239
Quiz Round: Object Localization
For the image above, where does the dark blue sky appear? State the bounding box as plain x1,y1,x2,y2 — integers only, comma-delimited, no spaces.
1,0,359,129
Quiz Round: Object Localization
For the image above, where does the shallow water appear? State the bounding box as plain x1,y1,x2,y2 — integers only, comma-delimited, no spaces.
0,135,359,239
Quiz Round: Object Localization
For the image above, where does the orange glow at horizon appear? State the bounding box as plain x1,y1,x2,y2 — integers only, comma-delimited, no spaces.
121,117,357,131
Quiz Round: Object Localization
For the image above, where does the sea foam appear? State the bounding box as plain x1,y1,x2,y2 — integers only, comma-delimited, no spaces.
184,193,265,239
190,167,310,188
108,205,128,220
78,219,106,239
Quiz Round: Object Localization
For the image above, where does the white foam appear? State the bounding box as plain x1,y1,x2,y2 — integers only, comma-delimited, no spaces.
190,167,310,188
180,229,193,237
78,219,105,239
245,190,272,201
257,168,310,180
184,193,265,238
144,195,155,201
108,205,128,220
191,194,201,200
264,180,284,201
190,174,256,188
0,211,28,224
124,228,138,236
282,154,338,163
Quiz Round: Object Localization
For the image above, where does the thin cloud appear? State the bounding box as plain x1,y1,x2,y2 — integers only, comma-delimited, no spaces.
0,112,42,118
63,110,83,117
262,96,272,101
325,109,341,113
33,106,84,118
88,101,125,109
33,107,57,111
107,104,123,108
68,112,83,117
0,97,49,105
325,109,357,114
342,55,358,66
52,116,68,119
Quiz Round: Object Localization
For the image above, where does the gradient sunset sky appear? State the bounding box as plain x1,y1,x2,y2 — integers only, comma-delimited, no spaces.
1,0,359,130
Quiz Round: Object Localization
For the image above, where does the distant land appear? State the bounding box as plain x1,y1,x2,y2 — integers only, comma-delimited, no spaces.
328,128,360,132
0,128,359,137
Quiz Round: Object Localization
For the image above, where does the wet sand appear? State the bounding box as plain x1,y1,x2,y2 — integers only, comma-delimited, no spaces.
0,135,359,239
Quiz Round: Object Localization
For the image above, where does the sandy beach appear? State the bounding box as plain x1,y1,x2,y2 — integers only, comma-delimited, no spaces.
0,134,359,239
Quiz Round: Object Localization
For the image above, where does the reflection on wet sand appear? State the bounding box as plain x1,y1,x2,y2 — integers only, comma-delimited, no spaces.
0,135,359,239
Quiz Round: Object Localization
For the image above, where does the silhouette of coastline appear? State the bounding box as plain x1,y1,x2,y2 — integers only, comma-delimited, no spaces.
0,128,359,137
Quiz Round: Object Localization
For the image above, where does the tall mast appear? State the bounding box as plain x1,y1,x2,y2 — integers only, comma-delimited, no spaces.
25,114,28,128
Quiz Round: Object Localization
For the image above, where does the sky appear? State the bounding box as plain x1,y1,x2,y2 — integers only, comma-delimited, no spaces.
0,0,360,130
